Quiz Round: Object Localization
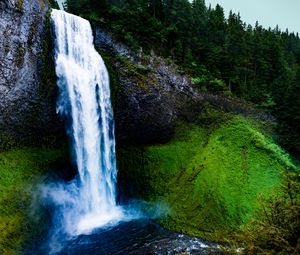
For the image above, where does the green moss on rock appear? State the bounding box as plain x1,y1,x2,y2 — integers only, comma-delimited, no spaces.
15,43,25,68
0,148,67,254
16,0,23,12
100,52,123,108
117,116,295,241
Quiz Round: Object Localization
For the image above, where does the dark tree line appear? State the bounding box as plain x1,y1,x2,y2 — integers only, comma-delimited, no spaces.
64,0,300,158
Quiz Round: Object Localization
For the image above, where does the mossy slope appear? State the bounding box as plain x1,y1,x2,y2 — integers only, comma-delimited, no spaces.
0,148,67,255
118,116,295,241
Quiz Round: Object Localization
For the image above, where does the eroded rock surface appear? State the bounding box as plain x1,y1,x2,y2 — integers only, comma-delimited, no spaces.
0,0,63,148
95,28,200,144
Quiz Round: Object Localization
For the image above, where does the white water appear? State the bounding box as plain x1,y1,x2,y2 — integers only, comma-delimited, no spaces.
56,0,65,9
47,9,123,235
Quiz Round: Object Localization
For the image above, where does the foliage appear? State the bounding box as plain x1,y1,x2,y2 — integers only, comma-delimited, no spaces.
227,172,300,255
0,148,67,254
117,116,295,241
49,0,59,9
66,0,300,159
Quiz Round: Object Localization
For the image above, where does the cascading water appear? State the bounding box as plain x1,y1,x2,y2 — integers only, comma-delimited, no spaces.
31,8,211,255
44,9,123,237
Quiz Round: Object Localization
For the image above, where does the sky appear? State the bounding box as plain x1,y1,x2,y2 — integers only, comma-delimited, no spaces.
206,0,300,34
55,0,299,34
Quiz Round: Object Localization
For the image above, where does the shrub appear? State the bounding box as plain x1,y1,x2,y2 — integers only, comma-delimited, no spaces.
229,172,300,255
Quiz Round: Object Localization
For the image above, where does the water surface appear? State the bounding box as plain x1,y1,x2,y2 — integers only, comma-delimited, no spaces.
39,220,217,255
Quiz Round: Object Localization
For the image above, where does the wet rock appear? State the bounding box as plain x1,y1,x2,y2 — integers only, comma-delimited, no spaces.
0,0,64,149
94,28,201,144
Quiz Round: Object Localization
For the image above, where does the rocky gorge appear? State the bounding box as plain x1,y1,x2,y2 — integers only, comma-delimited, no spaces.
0,0,298,254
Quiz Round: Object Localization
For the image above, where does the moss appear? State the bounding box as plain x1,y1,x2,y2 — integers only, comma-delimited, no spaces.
15,43,25,68
0,148,67,254
117,116,296,242
100,52,122,108
40,9,57,93
0,132,18,152
27,17,39,55
16,0,23,12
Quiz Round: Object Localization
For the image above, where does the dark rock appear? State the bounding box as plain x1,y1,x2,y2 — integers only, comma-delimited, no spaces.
0,5,272,150
94,28,274,145
0,0,64,149
94,28,201,145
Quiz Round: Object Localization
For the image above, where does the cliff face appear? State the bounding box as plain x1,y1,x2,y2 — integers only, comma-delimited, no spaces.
94,28,201,144
0,0,63,149
93,29,293,242
94,28,273,145
0,4,271,150
0,3,199,149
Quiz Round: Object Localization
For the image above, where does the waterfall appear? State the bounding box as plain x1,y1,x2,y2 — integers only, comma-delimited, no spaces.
47,9,123,236
56,0,66,9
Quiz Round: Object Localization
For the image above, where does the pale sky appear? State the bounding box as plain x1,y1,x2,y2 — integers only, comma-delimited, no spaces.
206,0,300,34
56,0,299,34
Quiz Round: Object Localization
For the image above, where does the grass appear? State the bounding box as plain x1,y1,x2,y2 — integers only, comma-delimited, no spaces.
117,116,296,241
0,148,67,255
225,172,300,255
0,116,295,253
189,117,293,236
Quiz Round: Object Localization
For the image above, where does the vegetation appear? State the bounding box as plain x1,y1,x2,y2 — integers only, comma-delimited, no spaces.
118,115,296,242
65,0,300,159
16,0,23,12
2,1,299,254
63,1,300,251
227,172,300,254
0,148,67,254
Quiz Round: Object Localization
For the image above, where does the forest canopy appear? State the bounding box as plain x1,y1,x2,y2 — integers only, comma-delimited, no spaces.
65,0,300,159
